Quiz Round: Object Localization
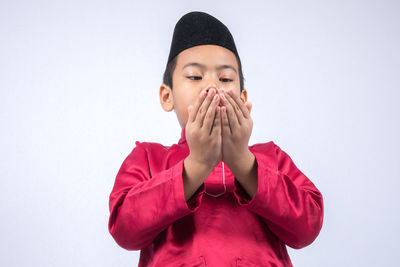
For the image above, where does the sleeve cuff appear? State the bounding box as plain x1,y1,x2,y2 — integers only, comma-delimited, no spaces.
233,152,279,210
172,159,205,213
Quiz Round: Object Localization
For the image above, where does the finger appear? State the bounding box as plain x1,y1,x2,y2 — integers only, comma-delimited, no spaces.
224,91,244,125
211,106,222,137
203,93,220,134
188,90,207,123
186,105,193,126
222,92,240,132
221,106,232,136
227,89,251,119
195,88,216,127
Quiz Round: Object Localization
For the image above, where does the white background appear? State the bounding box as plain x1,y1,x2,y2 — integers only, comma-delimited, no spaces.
1,0,399,266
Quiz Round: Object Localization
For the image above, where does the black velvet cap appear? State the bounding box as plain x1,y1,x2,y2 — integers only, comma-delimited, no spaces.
167,11,240,64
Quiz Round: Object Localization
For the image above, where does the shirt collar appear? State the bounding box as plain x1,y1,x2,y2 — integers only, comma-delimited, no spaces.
178,127,187,144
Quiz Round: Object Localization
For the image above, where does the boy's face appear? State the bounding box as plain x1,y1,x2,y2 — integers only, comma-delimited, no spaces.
159,44,248,128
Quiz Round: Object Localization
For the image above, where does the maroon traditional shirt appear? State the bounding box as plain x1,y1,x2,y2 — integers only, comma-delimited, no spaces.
108,127,324,266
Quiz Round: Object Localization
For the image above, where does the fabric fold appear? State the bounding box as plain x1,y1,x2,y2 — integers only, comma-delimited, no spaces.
233,143,324,249
108,143,205,251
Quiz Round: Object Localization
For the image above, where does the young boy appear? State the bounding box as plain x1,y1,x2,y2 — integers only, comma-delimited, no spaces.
108,11,324,267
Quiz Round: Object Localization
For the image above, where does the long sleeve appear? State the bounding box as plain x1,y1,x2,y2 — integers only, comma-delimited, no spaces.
108,142,206,251
233,142,324,249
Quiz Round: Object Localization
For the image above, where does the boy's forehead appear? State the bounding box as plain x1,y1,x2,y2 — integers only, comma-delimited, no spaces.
176,45,238,70
181,62,238,74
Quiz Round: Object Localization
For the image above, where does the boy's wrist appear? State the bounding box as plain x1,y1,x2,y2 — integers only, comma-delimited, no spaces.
226,149,255,178
184,155,214,175
182,155,214,202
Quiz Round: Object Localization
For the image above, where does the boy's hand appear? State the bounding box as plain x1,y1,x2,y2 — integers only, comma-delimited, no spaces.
185,88,222,170
220,88,253,169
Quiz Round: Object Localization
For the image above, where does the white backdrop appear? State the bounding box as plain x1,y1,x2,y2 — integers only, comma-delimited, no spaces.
1,1,399,266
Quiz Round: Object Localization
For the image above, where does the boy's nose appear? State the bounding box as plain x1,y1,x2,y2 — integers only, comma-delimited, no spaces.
205,85,217,92
205,87,225,94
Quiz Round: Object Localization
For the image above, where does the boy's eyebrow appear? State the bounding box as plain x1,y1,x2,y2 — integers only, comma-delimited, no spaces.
182,62,237,73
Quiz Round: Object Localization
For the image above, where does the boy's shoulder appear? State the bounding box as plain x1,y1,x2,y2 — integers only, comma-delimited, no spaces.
133,140,172,152
249,140,292,168
132,139,187,157
250,140,280,154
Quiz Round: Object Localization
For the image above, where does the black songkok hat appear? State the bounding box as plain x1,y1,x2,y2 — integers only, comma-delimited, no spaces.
167,11,240,64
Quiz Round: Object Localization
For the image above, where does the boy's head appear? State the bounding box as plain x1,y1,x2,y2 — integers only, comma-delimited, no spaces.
159,11,248,128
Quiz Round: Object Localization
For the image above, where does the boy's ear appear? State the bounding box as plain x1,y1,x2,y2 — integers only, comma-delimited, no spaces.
240,88,248,103
240,88,253,114
159,83,174,112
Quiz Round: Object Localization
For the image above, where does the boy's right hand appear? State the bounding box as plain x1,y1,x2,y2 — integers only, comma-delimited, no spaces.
185,88,222,171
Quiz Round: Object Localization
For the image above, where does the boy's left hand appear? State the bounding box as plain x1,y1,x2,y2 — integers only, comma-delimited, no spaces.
219,89,253,169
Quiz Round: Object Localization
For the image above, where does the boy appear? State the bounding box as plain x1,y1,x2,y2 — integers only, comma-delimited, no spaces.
108,11,324,267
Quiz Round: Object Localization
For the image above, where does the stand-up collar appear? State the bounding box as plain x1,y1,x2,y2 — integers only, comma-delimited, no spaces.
178,127,187,144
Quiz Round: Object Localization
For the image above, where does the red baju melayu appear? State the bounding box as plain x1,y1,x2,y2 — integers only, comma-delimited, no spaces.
108,127,324,266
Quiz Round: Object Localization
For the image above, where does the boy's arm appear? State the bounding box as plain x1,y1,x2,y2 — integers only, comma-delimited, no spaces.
232,142,324,249
108,142,206,251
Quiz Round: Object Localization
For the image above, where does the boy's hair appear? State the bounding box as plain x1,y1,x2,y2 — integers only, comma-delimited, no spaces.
162,53,245,92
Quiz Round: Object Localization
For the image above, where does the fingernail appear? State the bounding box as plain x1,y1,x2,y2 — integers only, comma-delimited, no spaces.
200,90,206,97
213,95,219,102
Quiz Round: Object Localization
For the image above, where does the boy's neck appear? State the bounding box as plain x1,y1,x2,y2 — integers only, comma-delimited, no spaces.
178,127,186,144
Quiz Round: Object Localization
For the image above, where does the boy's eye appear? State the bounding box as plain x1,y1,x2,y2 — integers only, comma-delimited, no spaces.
187,76,202,80
186,76,232,82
